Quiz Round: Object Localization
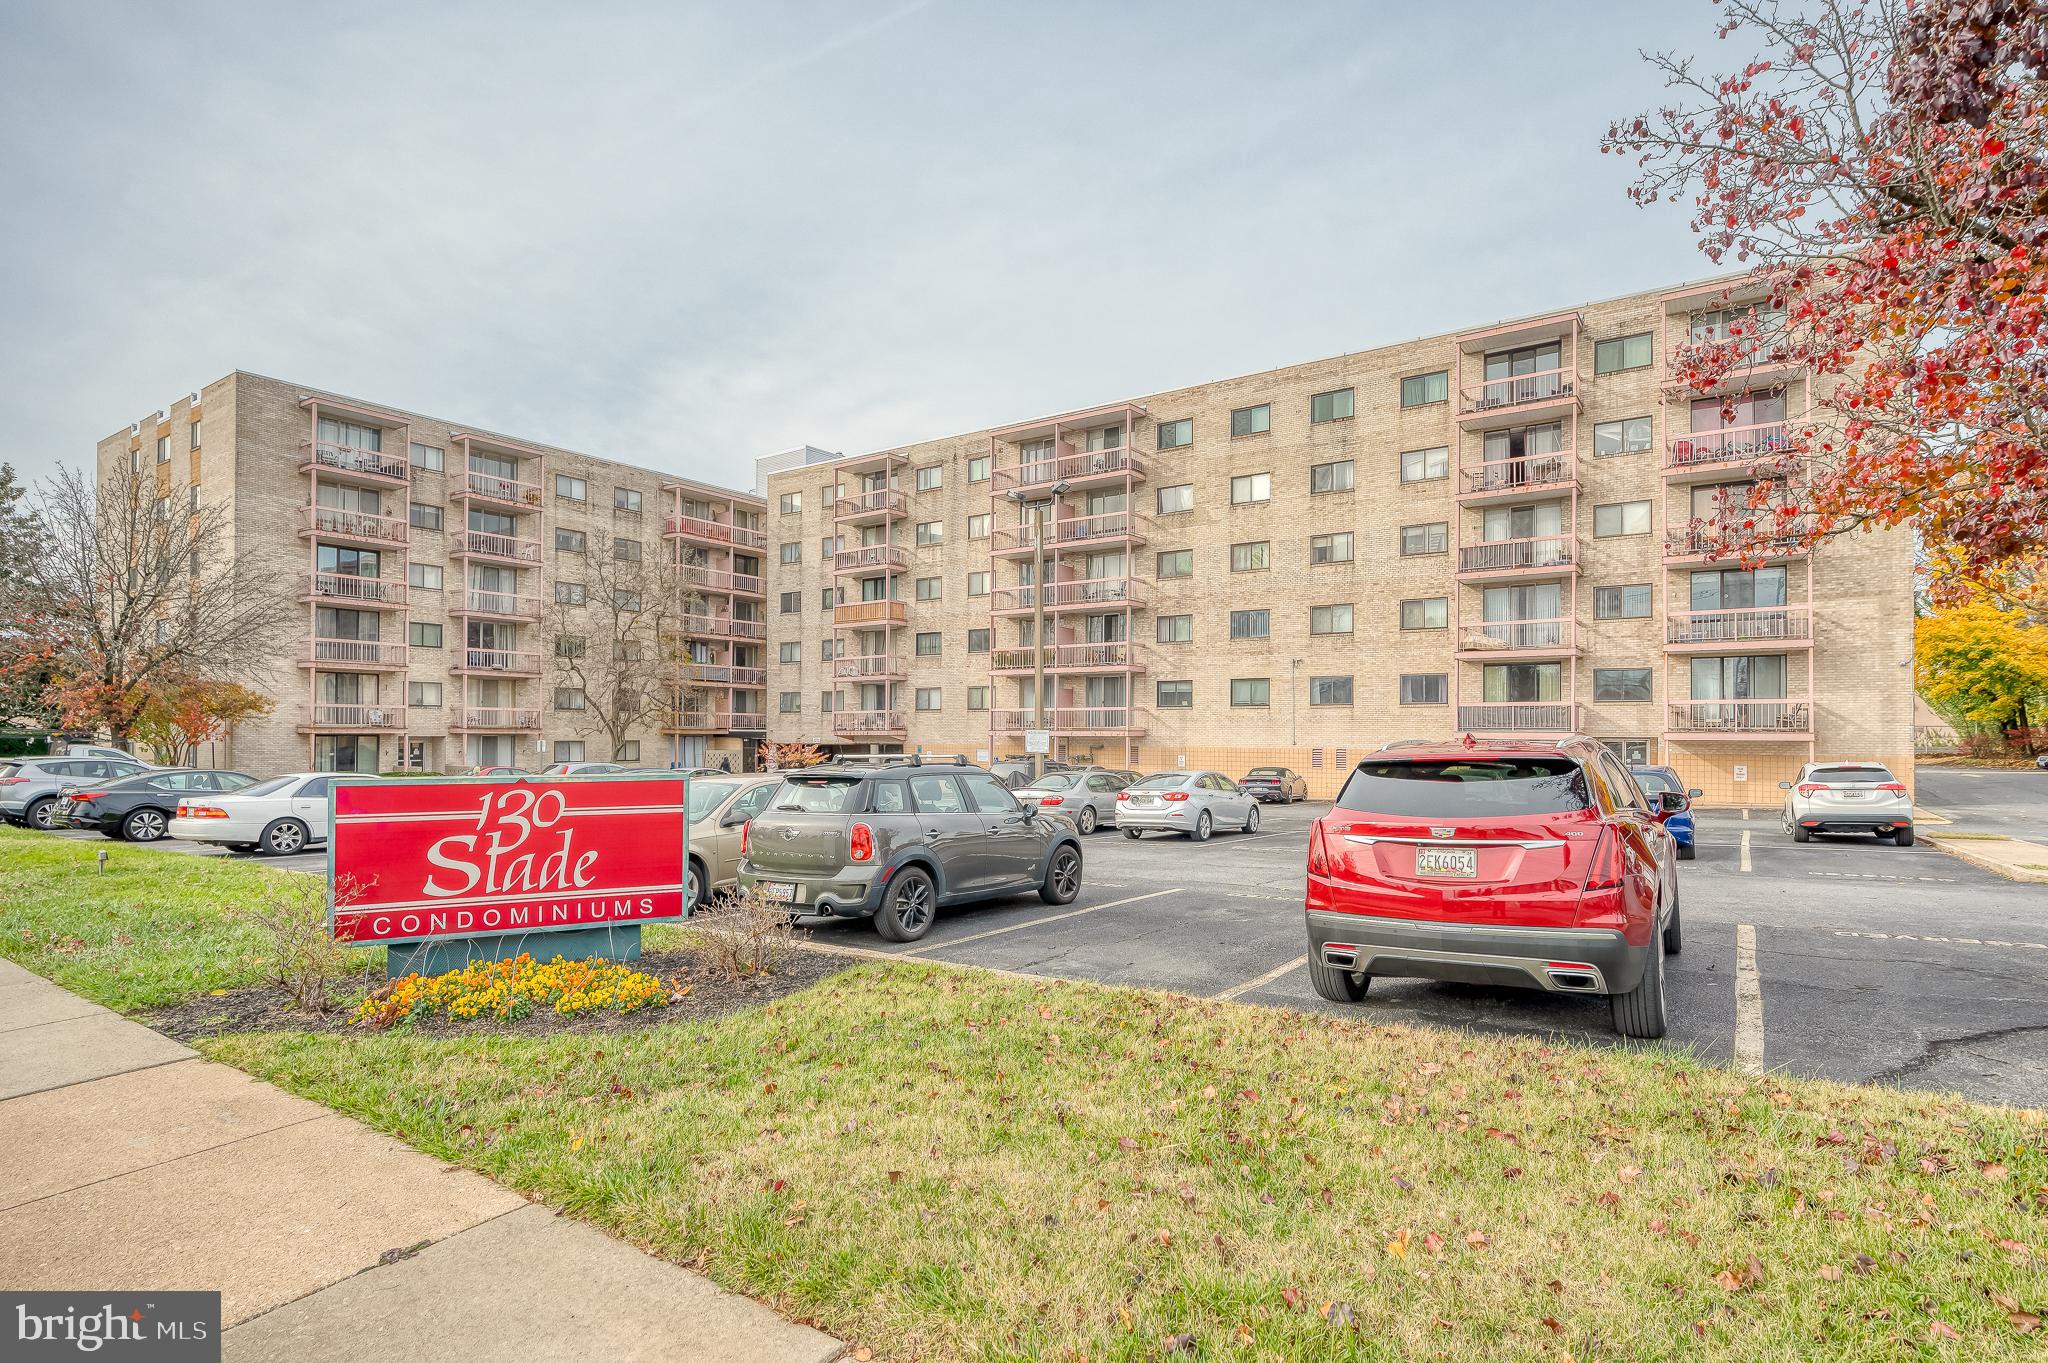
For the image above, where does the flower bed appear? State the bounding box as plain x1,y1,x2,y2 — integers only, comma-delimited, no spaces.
354,953,673,1027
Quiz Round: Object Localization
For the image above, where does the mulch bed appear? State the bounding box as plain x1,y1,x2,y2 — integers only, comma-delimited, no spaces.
145,945,849,1042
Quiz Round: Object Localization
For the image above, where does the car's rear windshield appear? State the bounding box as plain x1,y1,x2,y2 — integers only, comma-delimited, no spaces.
1129,774,1187,791
686,780,741,820
232,776,300,799
1247,768,1285,776
1336,758,1591,817
770,776,862,814
1031,773,1080,791
1811,765,1895,783
1630,769,1681,795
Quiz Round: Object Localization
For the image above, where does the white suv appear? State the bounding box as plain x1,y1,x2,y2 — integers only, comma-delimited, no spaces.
1779,763,1915,846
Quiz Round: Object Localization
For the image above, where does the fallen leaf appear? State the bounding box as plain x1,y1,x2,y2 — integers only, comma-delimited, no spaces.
1156,1229,1172,1246
1980,1162,2010,1182
1423,1232,1445,1255
1540,1316,1564,1335
1818,1264,1843,1281
2009,1311,2040,1334
1321,1300,1357,1329
1619,1165,1642,1184
851,1347,873,1360
1163,1332,1196,1354
1929,1320,1961,1341
1280,1287,1302,1310
1465,1230,1491,1250
887,1170,904,1184
1386,1229,1411,1261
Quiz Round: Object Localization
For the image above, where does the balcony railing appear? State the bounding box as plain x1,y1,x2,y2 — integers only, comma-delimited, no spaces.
309,573,406,607
1460,454,1574,497
664,513,768,549
1666,606,1813,647
1455,702,1578,733
302,639,407,668
676,663,768,687
990,577,1148,613
680,566,767,594
454,706,542,731
730,712,767,732
306,703,405,731
1667,700,1812,734
990,447,1146,495
300,440,410,483
990,641,1142,671
833,654,907,680
453,648,542,674
832,544,910,574
1458,368,1575,416
451,529,542,563
832,488,908,520
1457,619,1573,653
679,614,769,640
1666,421,1792,470
460,589,542,619
990,512,1144,555
303,505,408,546
990,707,1145,735
832,709,906,735
832,598,910,627
1456,536,1576,574
456,469,543,508
1664,524,1812,560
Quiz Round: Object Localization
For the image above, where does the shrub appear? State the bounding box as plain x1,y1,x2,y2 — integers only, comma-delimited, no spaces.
353,952,673,1028
692,885,798,981
240,872,357,1011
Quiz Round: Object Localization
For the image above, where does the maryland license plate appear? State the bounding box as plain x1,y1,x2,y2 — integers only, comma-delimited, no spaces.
1416,847,1477,878
760,881,800,903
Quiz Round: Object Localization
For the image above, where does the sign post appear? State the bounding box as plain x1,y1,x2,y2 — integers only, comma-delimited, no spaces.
1023,728,1051,756
328,774,690,977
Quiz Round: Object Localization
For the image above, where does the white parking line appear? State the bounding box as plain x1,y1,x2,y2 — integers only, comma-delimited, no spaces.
896,888,1182,957
1740,830,1752,873
1213,953,1309,1001
1734,923,1764,1075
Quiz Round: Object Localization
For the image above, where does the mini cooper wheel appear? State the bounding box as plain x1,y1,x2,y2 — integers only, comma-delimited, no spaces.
1243,804,1260,834
873,867,936,943
123,808,169,842
1077,806,1098,835
259,818,309,856
1040,845,1082,904
1309,958,1370,1003
1190,810,1213,842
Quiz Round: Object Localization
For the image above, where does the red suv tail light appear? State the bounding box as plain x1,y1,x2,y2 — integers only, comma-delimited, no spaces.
1161,791,1190,802
1796,783,1827,796
1585,828,1624,891
1876,782,1907,794
1307,822,1330,876
849,822,874,862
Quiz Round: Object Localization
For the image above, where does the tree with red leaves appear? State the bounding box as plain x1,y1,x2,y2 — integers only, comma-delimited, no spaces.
1605,0,2048,608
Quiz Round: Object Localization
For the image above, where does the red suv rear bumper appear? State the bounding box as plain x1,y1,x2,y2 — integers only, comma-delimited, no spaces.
1305,906,1648,997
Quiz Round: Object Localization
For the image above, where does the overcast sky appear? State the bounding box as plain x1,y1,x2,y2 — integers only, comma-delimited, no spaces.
0,1,1720,490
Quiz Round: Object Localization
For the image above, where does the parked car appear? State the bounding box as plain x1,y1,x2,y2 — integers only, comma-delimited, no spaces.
539,761,626,776
166,773,348,855
1629,765,1700,860
1779,762,1916,845
1012,768,1131,834
1239,766,1309,803
55,769,257,842
683,774,784,906
64,744,158,767
737,760,1084,943
0,754,153,830
988,757,1073,789
1116,771,1261,840
1303,739,1679,1038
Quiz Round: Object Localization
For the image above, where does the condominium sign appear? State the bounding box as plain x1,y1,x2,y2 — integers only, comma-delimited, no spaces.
329,776,688,944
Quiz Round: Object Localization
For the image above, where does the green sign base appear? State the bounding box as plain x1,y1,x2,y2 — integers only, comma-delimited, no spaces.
383,924,643,979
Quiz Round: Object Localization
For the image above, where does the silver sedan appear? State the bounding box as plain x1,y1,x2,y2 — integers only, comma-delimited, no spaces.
1012,768,1130,834
1115,770,1260,841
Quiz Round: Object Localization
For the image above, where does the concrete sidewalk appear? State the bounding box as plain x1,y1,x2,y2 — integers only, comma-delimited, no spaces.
0,960,842,1363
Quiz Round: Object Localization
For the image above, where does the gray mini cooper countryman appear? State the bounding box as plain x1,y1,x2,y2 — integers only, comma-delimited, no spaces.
737,759,1085,942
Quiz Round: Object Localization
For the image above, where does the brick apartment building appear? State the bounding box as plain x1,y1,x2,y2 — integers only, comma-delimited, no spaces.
94,372,768,776
760,275,1916,804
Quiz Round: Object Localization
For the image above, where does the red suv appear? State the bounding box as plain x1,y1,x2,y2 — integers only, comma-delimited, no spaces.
1304,738,1679,1038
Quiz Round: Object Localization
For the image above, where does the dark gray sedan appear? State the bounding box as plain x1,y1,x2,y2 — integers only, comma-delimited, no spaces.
1239,766,1309,802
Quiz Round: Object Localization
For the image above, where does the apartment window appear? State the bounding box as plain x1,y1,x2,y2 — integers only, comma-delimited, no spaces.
1230,541,1269,572
820,692,837,713
818,638,836,660
1595,333,1654,374
614,538,642,562
188,486,200,511
1157,680,1193,708
409,622,443,648
780,541,802,565
614,487,642,512
967,513,990,540
916,576,942,601
1157,418,1193,450
1400,522,1449,555
779,591,801,614
1594,416,1655,457
821,587,836,609
915,631,942,656
1400,673,1449,705
967,456,990,483
1157,549,1192,579
1310,388,1355,423
190,423,203,449
1310,675,1354,706
1157,614,1192,644
555,580,585,605
1595,584,1653,619
614,741,640,762
613,589,642,610
1401,370,1449,407
129,449,141,474
555,687,587,711
189,550,200,577
409,502,442,531
1310,532,1354,564
155,435,169,464
1594,668,1655,702
409,563,444,590
555,474,587,501
555,528,586,553
553,741,586,763
967,686,990,711
1230,404,1271,437
407,681,443,707
1230,472,1271,505
1400,446,1450,483
1309,460,1354,494
916,465,943,492
821,535,840,559
1231,678,1271,706
967,628,990,653
1230,609,1270,640
967,571,989,597
1157,483,1194,514
916,688,942,711
779,491,802,515
1594,501,1653,537
1603,739,1652,765
1399,597,1449,630
916,521,944,546
771,691,799,716
779,641,801,663
1310,604,1354,635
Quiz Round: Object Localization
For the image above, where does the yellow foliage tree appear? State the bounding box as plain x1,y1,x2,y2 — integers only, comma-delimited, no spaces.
1915,602,2048,744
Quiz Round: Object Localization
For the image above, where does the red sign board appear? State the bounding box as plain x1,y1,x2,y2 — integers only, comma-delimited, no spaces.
329,777,688,944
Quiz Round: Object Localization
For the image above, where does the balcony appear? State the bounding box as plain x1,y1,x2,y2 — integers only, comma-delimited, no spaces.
990,447,1147,496
677,663,767,687
1456,368,1579,429
680,566,767,595
990,707,1147,737
299,441,410,486
300,703,405,732
305,573,407,609
1665,606,1814,653
990,577,1149,615
457,588,542,620
833,598,910,628
989,512,1146,558
665,513,768,549
1455,702,1579,735
450,528,541,564
832,544,910,575
1457,454,1576,506
298,639,407,671
832,488,908,525
832,709,907,738
1663,525,1811,565
730,712,767,733
1666,700,1813,739
833,654,908,682
300,505,408,548
451,648,543,676
990,642,1145,674
1453,619,1577,660
1664,422,1795,483
1455,536,1577,579
450,468,543,510
452,706,542,732
682,614,769,640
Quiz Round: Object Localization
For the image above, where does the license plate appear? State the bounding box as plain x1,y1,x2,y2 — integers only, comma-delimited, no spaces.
759,881,800,903
1416,848,1477,878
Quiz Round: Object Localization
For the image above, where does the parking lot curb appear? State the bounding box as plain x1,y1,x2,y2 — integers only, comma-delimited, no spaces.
1925,831,2048,884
